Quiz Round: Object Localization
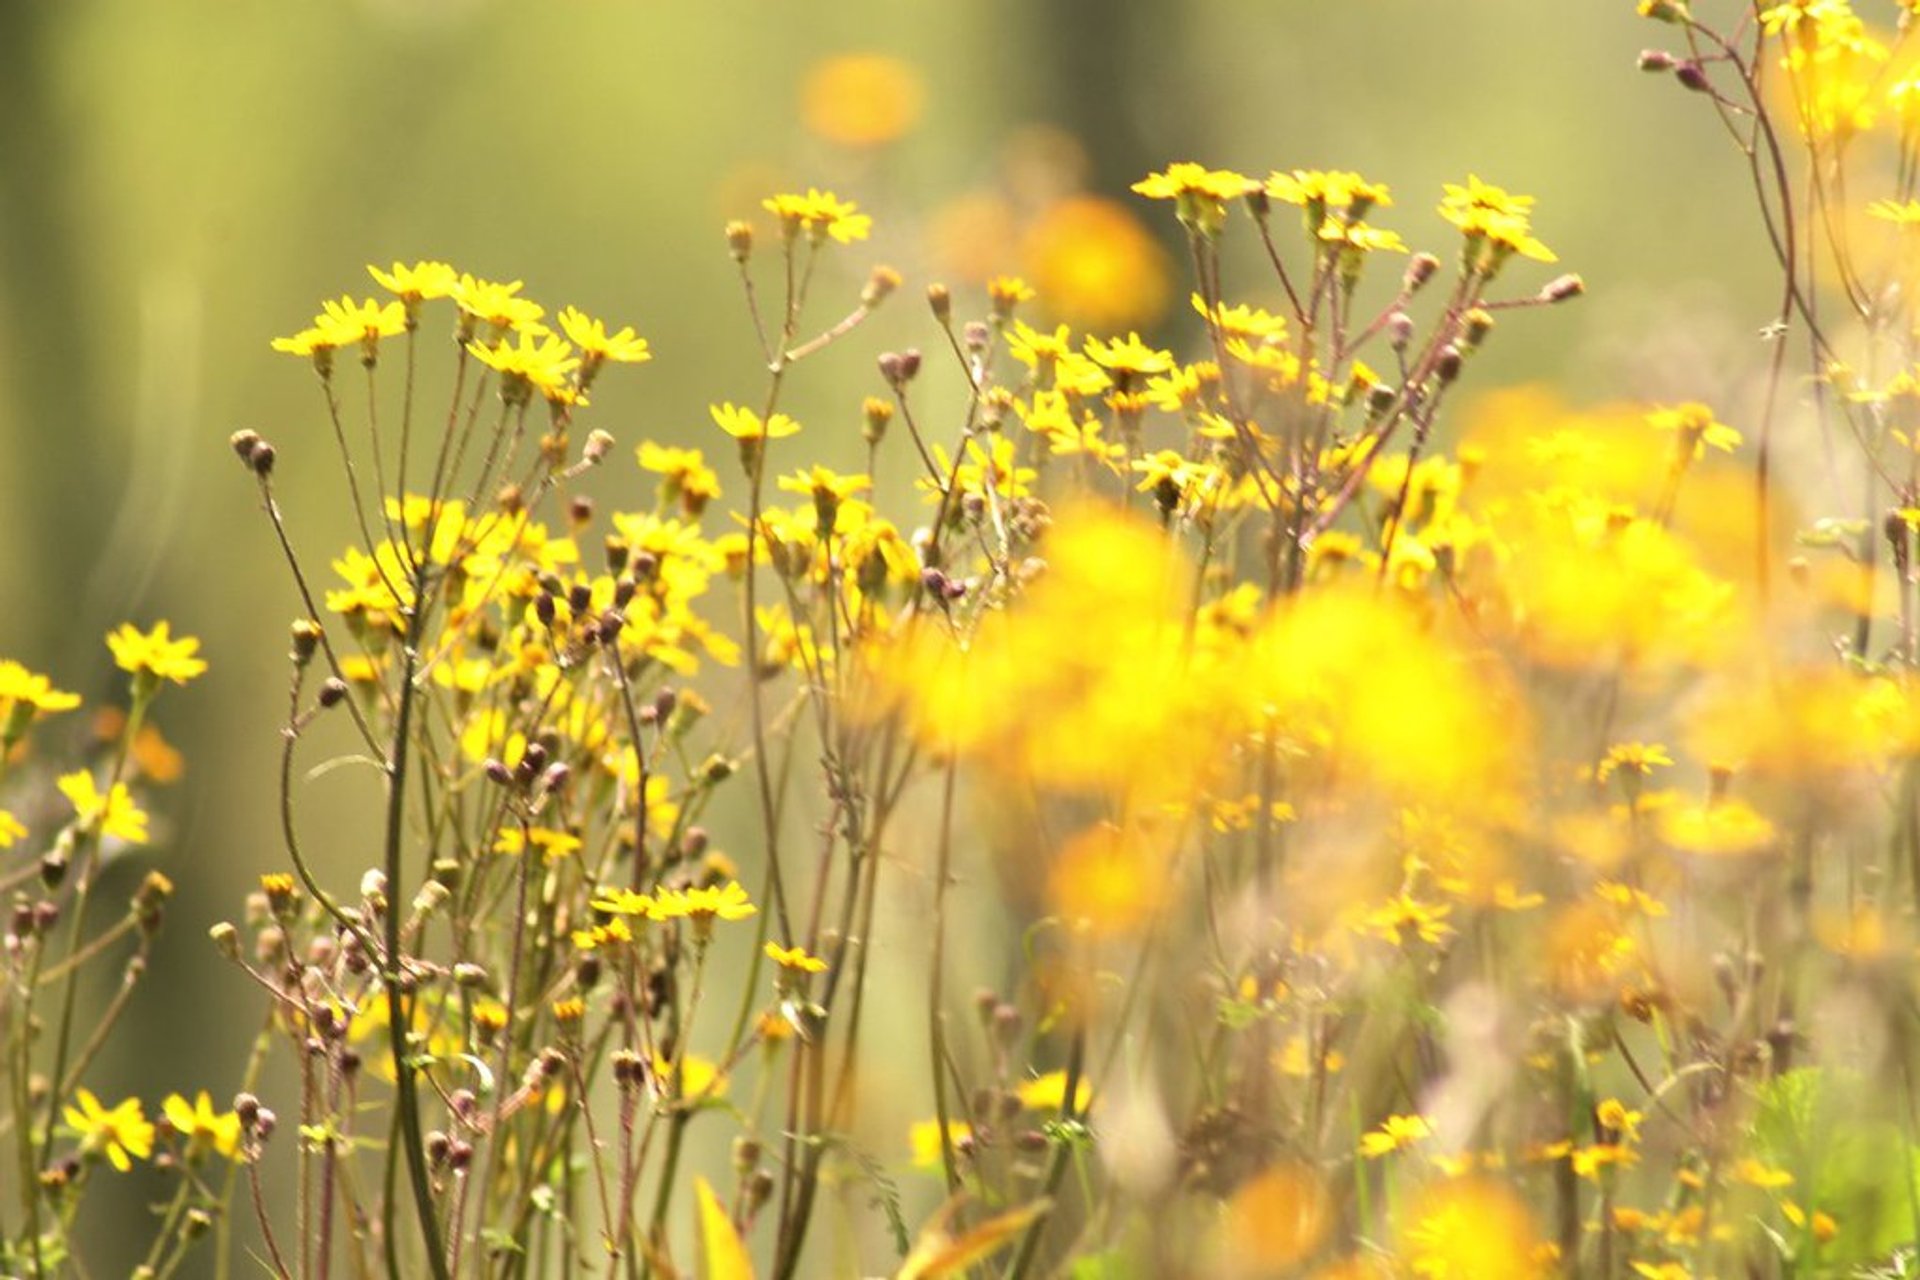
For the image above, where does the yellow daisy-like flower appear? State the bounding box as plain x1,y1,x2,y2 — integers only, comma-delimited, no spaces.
58,771,149,844
1646,402,1741,458
107,621,208,688
1438,174,1556,265
1015,1070,1093,1113
0,660,81,738
1083,332,1175,382
64,1089,155,1173
316,296,408,347
452,274,545,333
467,330,581,406
653,879,757,924
1360,1113,1433,1158
711,403,801,448
762,189,872,244
162,1091,243,1162
269,325,339,359
367,260,458,302
0,810,25,848
557,306,652,382
764,941,829,974
589,888,655,917
1265,169,1393,215
1597,741,1674,785
1132,162,1257,235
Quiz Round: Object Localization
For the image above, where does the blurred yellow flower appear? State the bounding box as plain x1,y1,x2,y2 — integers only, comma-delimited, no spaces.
800,53,924,147
1021,195,1171,330
58,771,149,844
64,1089,154,1173
163,1091,242,1162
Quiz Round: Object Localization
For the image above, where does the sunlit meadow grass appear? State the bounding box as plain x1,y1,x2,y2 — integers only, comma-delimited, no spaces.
17,4,1920,1277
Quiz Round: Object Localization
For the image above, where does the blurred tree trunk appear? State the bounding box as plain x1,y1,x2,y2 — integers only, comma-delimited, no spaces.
0,6,110,660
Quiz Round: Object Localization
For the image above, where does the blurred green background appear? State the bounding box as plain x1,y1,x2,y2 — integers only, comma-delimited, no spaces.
0,0,1773,1262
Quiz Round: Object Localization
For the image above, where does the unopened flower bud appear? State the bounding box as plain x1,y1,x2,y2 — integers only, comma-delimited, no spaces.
229,430,263,465
484,758,515,788
863,266,902,308
927,283,952,325
318,678,349,709
248,441,276,477
1404,253,1441,292
290,619,322,666
453,963,490,989
582,429,614,467
1539,273,1585,304
862,396,893,445
1675,60,1710,93
1387,311,1414,351
1433,344,1464,384
726,220,754,262
209,921,242,962
1639,49,1677,72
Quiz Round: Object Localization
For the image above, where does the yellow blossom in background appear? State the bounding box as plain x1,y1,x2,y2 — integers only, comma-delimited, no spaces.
162,1091,242,1162
909,1118,971,1170
763,188,872,243
765,941,828,974
711,402,801,444
0,659,80,742
64,1089,154,1173
0,811,23,848
1014,1070,1091,1114
1646,402,1741,459
1222,1163,1333,1272
58,771,149,844
1021,195,1172,330
107,621,207,688
800,53,924,147
1359,1113,1433,1158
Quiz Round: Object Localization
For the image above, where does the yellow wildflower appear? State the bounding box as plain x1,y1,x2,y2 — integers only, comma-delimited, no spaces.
107,621,207,688
64,1089,154,1172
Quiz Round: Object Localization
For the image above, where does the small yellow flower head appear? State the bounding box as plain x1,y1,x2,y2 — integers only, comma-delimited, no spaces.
108,621,208,693
1438,175,1556,271
1132,162,1256,237
467,330,581,408
988,275,1036,320
1646,401,1741,460
367,261,457,327
452,274,545,337
762,189,872,244
270,325,339,377
162,1091,242,1163
316,296,407,365
58,771,149,844
711,402,801,470
765,941,828,993
557,306,652,388
778,465,872,535
0,810,25,849
1597,741,1675,789
1360,1113,1434,1158
0,659,81,744
64,1089,155,1172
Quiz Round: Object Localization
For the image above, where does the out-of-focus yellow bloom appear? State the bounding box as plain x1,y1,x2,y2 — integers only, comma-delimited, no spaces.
163,1091,243,1162
763,189,872,244
908,1118,971,1170
800,53,924,147
1359,1113,1432,1158
58,771,149,844
1222,1162,1332,1271
1396,1177,1552,1279
1014,1070,1091,1113
1022,195,1172,331
64,1089,154,1173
